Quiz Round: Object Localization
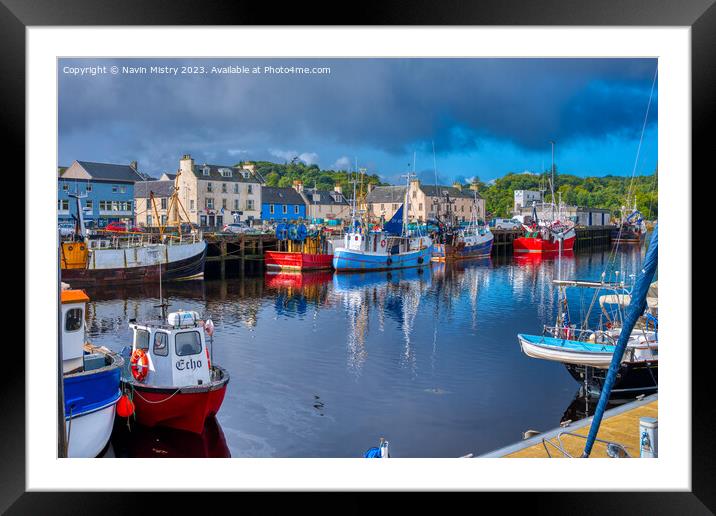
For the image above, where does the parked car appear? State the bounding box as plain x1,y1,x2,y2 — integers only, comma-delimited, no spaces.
105,221,144,233
489,218,522,230
58,222,75,237
222,222,251,234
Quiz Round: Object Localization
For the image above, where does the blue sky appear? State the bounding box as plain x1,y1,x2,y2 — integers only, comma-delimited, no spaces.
58,58,657,184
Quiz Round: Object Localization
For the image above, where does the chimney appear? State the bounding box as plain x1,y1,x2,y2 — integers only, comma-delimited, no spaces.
367,183,376,193
469,180,480,192
293,180,304,193
333,184,343,194
452,181,462,191
130,160,138,171
179,154,194,174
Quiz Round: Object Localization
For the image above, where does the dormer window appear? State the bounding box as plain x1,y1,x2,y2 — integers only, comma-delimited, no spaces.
202,166,210,176
219,168,232,178
313,194,320,202
242,171,249,179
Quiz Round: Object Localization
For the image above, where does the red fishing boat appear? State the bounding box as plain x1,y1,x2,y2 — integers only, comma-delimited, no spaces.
513,223,576,253
122,311,229,434
264,223,333,271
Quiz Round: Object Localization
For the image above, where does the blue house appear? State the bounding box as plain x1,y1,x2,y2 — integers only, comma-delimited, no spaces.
261,186,307,222
58,160,146,228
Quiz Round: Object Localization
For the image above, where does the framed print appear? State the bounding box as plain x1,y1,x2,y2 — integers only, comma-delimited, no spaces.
6,0,711,512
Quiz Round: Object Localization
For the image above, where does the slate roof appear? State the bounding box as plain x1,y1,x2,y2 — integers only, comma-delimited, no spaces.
191,164,264,183
261,187,306,205
302,188,350,206
365,186,407,204
75,161,146,182
420,185,481,199
134,180,175,198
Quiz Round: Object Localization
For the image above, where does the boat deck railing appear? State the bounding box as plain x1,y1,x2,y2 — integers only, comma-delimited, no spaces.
87,230,203,249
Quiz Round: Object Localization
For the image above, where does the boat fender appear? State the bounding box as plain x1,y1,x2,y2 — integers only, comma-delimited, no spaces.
386,257,393,266
380,239,386,248
130,349,149,382
417,257,424,264
116,393,135,418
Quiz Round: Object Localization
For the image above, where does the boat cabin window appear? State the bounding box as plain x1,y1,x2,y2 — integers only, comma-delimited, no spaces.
65,308,83,332
135,329,150,350
153,331,169,357
175,331,202,356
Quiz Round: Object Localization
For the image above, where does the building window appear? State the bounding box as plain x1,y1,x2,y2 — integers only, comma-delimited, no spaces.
392,204,398,210
190,200,195,210
147,215,152,226
282,205,287,214
294,205,299,214
219,168,232,178
380,204,385,210
412,191,417,198
233,199,239,210
233,184,239,194
269,204,274,214
247,185,253,195
207,182,213,193
222,183,227,193
119,186,126,194
206,198,214,209
112,185,118,193
216,215,223,226
202,166,210,176
161,215,167,225
246,199,254,210
86,184,92,192
222,198,227,209
58,200,69,211
418,203,422,211
86,200,93,210
161,198,167,210
62,183,69,191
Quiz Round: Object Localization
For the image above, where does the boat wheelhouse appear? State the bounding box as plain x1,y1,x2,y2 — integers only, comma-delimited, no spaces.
61,285,123,457
122,310,229,434
611,199,648,245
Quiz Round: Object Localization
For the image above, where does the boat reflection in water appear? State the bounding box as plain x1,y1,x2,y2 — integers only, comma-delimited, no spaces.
109,415,230,458
560,389,632,426
333,267,432,376
265,270,333,317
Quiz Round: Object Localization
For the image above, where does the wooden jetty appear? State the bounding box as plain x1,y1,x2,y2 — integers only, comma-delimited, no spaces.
203,233,278,278
490,225,613,256
479,394,657,458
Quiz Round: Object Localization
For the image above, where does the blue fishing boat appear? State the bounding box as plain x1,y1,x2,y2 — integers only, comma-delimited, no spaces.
61,285,124,457
333,173,432,272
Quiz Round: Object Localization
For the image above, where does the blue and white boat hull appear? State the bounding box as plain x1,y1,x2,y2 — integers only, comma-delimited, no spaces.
333,246,432,272
63,354,123,457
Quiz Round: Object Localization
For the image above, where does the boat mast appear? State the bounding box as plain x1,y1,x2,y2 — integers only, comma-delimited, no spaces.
549,140,556,221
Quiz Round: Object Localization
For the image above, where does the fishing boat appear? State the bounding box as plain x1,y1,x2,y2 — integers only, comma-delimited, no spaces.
431,191,493,262
611,198,648,245
61,284,124,457
333,173,432,272
264,224,333,271
512,143,576,254
517,277,658,396
60,174,207,286
121,310,229,434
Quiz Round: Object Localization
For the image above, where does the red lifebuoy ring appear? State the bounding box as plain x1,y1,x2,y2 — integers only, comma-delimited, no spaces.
380,240,386,247
130,348,149,382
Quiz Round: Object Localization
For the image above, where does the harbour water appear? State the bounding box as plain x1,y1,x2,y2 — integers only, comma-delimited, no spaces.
86,246,646,458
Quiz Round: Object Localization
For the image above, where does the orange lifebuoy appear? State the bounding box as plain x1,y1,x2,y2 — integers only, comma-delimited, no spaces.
130,348,149,382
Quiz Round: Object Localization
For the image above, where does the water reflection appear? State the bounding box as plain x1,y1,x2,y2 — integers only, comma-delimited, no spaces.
82,246,647,457
109,416,230,458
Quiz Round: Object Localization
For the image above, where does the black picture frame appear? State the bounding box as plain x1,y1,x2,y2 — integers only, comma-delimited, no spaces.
6,0,707,512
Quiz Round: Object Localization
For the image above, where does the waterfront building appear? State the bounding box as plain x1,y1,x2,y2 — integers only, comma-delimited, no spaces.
365,179,484,223
59,160,145,228
134,180,175,227
175,154,263,227
261,186,307,222
515,203,611,226
293,181,352,222
514,190,544,212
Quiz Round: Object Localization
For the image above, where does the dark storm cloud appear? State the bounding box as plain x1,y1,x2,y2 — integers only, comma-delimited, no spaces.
59,58,657,169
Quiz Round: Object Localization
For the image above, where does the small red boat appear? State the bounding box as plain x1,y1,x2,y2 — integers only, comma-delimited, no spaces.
122,311,229,434
266,226,333,271
513,223,576,254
